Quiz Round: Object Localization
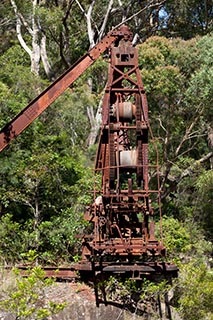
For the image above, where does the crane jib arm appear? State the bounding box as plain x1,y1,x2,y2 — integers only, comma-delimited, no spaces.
0,26,133,152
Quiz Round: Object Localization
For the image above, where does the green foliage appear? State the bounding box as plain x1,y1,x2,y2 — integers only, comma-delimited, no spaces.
104,276,173,318
0,147,93,264
155,215,212,319
139,36,174,68
74,57,108,94
161,1,213,38
194,170,213,237
138,33,212,234
158,216,191,258
140,279,170,300
0,214,24,263
156,216,212,261
0,265,66,319
38,207,87,263
104,276,137,304
0,44,47,95
177,261,213,320
0,44,48,132
105,275,170,302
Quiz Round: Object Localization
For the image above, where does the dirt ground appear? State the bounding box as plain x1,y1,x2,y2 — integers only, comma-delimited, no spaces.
46,281,144,320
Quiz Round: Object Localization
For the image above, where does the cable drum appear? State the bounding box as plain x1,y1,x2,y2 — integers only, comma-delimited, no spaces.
119,149,137,166
111,102,136,121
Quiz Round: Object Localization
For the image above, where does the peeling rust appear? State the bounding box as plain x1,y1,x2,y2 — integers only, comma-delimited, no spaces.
80,26,178,281
0,25,178,286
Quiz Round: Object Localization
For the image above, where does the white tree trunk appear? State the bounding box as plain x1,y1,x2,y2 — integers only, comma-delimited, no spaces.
31,0,41,76
10,0,52,78
10,0,32,58
87,86,106,146
98,0,114,41
40,33,52,79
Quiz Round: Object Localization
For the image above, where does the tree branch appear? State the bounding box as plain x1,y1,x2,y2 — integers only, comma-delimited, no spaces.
62,0,74,24
17,11,33,36
86,0,96,48
74,0,98,48
98,0,114,41
175,108,203,157
112,0,166,31
10,0,32,58
161,151,213,199
0,18,11,27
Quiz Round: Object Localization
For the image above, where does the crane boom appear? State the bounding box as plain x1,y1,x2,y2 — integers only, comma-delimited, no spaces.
0,25,178,302
0,26,132,152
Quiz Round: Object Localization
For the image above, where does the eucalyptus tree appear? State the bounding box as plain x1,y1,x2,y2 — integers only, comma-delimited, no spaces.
7,0,172,78
138,34,213,233
0,42,94,263
160,0,213,38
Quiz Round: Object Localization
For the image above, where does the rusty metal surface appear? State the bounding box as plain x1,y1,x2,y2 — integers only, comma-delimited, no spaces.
0,24,177,281
5,265,79,279
76,261,178,280
10,260,177,281
80,25,177,279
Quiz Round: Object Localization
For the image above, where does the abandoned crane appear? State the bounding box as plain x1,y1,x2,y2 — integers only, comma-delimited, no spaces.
77,26,177,286
0,26,177,297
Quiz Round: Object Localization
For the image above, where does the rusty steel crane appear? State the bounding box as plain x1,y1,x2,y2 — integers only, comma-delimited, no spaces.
77,26,177,285
0,25,177,291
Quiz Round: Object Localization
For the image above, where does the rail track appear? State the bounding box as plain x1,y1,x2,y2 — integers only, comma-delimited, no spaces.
7,260,177,282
